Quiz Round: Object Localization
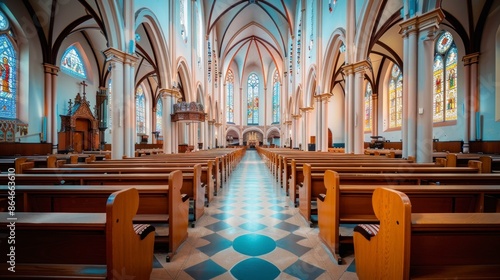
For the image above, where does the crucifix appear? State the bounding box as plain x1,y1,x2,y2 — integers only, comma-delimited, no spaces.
80,80,88,101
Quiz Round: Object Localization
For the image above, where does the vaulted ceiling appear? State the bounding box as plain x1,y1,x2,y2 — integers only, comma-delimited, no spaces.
204,0,296,82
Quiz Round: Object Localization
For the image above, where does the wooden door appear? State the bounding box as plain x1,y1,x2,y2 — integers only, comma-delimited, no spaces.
73,131,83,153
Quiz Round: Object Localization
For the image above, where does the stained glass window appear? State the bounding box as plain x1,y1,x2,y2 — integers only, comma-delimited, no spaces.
180,0,188,41
247,73,259,125
433,31,457,122
156,98,162,134
61,45,87,79
364,83,372,132
272,70,280,123
0,33,16,119
226,70,234,123
196,3,203,68
296,19,302,73
136,86,146,134
107,79,112,130
389,65,403,128
0,11,9,31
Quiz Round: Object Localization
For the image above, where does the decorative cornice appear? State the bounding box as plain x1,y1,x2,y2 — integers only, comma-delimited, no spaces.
399,8,445,36
462,52,480,66
342,60,371,75
43,63,60,75
160,88,181,99
104,47,139,66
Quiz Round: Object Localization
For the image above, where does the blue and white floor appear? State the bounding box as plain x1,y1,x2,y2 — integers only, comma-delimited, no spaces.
150,150,358,279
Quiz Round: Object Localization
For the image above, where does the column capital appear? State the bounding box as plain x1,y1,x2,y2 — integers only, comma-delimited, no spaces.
207,120,215,125
462,52,480,66
43,63,60,75
159,88,181,99
292,114,302,119
315,92,333,101
285,120,292,125
104,47,139,66
399,8,444,36
342,60,371,76
214,122,222,127
299,107,314,113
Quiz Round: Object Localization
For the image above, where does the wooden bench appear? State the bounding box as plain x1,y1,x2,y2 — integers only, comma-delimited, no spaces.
316,170,500,264
0,188,156,279
15,164,206,225
293,160,482,209
353,187,500,279
0,171,189,261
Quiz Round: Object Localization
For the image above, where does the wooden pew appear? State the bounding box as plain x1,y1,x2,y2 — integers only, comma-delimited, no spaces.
0,171,189,262
292,160,482,209
353,187,500,279
15,164,206,225
0,188,156,279
316,170,500,264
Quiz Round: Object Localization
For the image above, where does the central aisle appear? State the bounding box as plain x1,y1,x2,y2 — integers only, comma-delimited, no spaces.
151,150,358,279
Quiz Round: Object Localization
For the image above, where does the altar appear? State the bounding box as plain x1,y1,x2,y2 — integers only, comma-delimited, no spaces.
247,132,259,147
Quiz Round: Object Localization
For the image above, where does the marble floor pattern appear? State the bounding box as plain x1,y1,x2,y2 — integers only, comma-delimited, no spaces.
150,150,359,280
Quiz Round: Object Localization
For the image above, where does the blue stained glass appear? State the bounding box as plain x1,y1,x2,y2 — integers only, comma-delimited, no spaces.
61,45,87,79
226,70,234,123
107,79,112,129
156,98,162,133
0,34,16,119
247,73,259,125
272,71,280,123
136,86,146,134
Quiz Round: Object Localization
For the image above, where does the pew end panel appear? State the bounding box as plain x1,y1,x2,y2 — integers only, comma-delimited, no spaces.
106,188,155,280
168,170,189,261
317,170,342,264
353,187,412,280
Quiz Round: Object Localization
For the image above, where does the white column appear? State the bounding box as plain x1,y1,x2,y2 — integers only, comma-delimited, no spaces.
401,31,409,158
372,93,378,136
315,95,322,151
161,89,176,153
321,93,333,152
354,71,364,154
43,64,56,146
469,54,479,141
123,61,134,157
106,56,124,159
407,29,418,159
292,114,301,149
342,64,355,153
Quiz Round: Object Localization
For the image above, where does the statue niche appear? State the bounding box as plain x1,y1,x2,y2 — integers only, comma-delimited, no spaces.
58,87,99,153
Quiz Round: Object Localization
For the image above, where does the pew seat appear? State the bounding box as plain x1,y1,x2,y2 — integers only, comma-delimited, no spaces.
353,187,500,279
0,188,155,279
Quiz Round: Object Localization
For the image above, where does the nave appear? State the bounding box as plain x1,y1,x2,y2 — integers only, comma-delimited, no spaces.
150,150,358,280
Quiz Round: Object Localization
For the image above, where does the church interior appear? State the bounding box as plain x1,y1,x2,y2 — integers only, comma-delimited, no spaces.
1,0,500,279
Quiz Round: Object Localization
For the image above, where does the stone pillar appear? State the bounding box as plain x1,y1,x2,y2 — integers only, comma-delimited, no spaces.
214,122,221,148
353,62,370,154
463,53,479,146
342,65,355,153
415,10,444,163
400,15,419,159
160,88,177,153
300,107,313,151
208,120,214,148
43,64,59,153
372,93,379,136
320,93,333,152
104,48,138,159
291,114,301,149
314,95,322,151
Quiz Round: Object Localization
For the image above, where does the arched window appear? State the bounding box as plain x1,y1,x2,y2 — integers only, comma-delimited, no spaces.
179,0,188,42
433,31,457,123
0,26,17,119
226,70,234,123
107,79,112,131
61,45,87,79
136,86,146,134
156,98,162,134
364,83,372,132
388,65,403,129
196,2,203,67
272,70,280,123
247,73,259,125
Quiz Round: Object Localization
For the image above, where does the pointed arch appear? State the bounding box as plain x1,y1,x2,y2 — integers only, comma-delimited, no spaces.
305,65,318,108
321,28,346,93
176,58,193,101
